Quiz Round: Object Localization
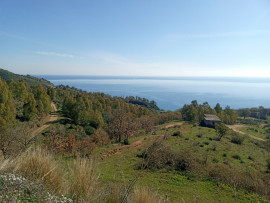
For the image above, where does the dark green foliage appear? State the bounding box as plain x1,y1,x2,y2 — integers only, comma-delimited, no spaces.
23,93,38,121
232,154,241,160
0,78,16,130
267,158,270,171
84,125,94,135
231,134,244,145
124,138,130,145
172,131,182,137
214,103,222,114
215,123,228,140
238,108,251,119
0,68,52,87
248,156,254,161
181,101,237,124
125,96,160,111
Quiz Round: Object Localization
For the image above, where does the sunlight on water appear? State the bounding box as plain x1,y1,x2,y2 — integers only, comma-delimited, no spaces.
40,76,270,110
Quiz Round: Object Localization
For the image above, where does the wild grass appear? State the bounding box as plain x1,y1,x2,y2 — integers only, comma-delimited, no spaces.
132,186,167,203
67,158,99,202
1,147,167,202
0,147,99,202
1,147,64,194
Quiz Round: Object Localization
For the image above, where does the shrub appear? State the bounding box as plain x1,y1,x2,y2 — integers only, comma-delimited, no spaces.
139,142,175,170
124,138,130,145
172,131,182,137
84,125,94,135
267,157,270,171
139,142,193,172
232,154,241,160
248,156,254,161
231,134,245,145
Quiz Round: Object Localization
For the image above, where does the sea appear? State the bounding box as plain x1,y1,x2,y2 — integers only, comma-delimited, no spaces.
38,75,270,111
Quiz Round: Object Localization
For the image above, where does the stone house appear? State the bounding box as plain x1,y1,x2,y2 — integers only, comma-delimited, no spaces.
203,114,221,127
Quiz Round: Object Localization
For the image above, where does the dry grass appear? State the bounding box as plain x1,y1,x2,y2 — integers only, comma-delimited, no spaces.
67,158,99,202
0,147,165,202
12,147,64,194
132,186,166,203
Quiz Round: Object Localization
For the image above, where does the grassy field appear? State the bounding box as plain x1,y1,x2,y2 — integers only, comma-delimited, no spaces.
240,125,270,140
95,121,269,202
3,118,269,202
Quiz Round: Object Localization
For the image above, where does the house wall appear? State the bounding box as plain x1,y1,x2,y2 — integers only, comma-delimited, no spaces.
204,120,221,127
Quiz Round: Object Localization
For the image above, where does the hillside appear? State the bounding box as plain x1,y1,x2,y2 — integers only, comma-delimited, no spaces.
1,69,270,202
0,68,53,87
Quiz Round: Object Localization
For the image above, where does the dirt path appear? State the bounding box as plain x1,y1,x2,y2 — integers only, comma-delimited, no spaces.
101,140,144,160
226,124,265,141
160,122,183,130
29,102,58,139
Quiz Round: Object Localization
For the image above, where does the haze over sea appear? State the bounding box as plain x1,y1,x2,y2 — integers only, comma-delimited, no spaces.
40,75,270,111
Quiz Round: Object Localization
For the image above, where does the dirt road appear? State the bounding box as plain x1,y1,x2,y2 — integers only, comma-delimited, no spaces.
29,102,58,139
160,122,183,130
226,124,265,141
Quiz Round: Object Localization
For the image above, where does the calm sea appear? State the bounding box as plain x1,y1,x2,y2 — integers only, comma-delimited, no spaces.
39,75,270,111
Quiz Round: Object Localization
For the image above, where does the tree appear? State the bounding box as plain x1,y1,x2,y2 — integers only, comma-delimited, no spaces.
140,116,154,133
23,93,38,121
214,103,223,114
0,127,19,158
32,84,51,116
108,109,139,143
215,123,228,140
223,106,238,124
181,104,197,122
239,108,251,119
47,86,56,101
0,78,16,129
191,100,198,108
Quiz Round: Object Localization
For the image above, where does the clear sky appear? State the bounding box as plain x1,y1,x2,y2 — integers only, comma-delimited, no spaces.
0,0,270,77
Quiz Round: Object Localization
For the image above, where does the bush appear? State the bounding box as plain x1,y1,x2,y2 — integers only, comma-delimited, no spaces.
231,134,245,145
139,142,193,172
248,156,254,161
124,138,130,145
84,125,94,135
172,131,182,137
232,154,241,160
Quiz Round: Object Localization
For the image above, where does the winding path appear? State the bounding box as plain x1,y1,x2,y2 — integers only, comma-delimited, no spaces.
29,103,58,139
226,124,265,141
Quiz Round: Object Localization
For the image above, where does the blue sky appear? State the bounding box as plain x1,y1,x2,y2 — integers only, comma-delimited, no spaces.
0,0,270,76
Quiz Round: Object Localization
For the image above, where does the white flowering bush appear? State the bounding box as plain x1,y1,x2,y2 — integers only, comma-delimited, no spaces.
0,173,72,203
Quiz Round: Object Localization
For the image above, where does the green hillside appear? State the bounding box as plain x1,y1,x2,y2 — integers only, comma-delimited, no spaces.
0,68,53,87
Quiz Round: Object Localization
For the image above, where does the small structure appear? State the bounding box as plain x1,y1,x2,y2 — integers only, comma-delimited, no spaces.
203,114,221,127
